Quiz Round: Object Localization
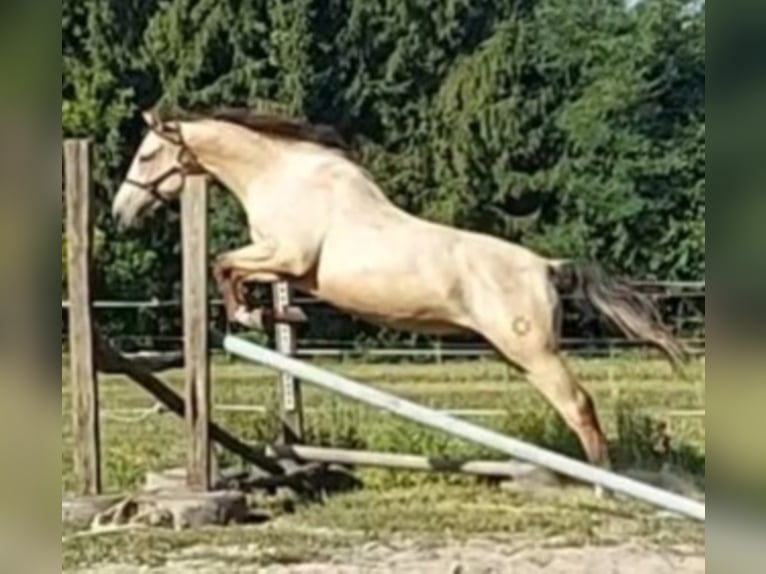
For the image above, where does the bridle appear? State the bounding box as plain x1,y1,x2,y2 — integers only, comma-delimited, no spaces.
125,121,202,204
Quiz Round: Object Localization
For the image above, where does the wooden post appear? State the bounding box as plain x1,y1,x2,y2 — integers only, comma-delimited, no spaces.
64,139,102,496
182,176,211,490
272,282,304,443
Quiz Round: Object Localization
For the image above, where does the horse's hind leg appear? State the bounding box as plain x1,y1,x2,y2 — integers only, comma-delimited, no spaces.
519,350,610,469
476,312,610,471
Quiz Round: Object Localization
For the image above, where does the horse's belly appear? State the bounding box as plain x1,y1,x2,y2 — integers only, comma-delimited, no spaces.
307,264,466,335
353,314,470,336
296,218,473,333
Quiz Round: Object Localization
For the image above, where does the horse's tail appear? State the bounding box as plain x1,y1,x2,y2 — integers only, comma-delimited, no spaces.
548,259,690,374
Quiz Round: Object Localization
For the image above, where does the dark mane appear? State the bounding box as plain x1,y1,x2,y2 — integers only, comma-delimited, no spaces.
172,108,350,152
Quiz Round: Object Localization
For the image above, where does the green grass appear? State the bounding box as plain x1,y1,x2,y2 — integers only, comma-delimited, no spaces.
62,354,705,571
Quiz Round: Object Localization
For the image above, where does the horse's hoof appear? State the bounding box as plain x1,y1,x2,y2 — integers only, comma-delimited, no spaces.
233,306,265,330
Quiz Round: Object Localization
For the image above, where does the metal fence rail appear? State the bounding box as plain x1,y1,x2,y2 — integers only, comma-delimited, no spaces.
61,281,705,359
60,280,706,310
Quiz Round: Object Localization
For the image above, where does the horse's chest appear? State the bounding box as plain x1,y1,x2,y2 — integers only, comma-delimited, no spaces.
243,186,321,240
244,198,291,238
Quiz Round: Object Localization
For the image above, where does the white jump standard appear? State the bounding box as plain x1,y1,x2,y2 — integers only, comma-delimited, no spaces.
223,334,705,523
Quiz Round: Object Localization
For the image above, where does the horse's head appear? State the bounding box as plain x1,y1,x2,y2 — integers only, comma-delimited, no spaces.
112,109,203,229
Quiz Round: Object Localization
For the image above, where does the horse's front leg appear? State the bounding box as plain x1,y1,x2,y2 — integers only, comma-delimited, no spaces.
212,240,308,330
212,254,245,324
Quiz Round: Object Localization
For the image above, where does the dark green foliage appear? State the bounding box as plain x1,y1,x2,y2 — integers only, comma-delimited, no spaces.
62,0,705,342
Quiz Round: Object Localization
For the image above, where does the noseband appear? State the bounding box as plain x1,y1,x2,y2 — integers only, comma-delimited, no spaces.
125,122,200,204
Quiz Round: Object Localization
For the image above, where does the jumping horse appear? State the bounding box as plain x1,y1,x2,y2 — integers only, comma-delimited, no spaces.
113,108,688,473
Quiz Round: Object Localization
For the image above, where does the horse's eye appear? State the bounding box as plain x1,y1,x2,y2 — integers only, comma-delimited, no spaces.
139,148,160,163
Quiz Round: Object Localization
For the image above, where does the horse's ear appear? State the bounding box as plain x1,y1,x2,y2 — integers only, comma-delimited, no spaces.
142,108,164,130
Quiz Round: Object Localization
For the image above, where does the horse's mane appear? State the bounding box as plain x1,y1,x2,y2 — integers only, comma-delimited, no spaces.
170,107,350,153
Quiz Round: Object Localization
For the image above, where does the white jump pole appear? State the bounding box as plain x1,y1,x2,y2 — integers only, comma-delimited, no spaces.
223,335,705,522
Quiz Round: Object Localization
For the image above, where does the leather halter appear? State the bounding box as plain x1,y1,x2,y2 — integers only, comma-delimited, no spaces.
124,122,200,204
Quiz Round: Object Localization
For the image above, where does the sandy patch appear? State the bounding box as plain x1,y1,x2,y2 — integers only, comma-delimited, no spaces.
74,538,704,574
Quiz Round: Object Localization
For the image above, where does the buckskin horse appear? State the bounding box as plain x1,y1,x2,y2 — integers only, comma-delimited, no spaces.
112,108,688,473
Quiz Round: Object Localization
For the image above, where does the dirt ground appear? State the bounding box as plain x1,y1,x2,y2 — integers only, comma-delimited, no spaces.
73,537,704,574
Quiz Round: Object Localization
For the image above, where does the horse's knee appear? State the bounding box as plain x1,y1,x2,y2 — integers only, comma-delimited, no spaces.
283,260,311,278
281,249,316,277
213,254,233,279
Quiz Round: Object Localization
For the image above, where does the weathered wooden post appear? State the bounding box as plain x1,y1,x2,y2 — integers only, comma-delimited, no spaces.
182,176,212,490
64,139,102,496
272,282,304,443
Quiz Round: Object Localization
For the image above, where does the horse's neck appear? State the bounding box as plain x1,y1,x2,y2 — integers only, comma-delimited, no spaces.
181,120,275,202
181,119,409,224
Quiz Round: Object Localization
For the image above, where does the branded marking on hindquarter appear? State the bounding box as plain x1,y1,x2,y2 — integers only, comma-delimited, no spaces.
513,317,532,336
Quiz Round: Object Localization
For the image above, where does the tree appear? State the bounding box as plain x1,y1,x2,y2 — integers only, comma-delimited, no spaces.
62,0,705,342
527,0,705,277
